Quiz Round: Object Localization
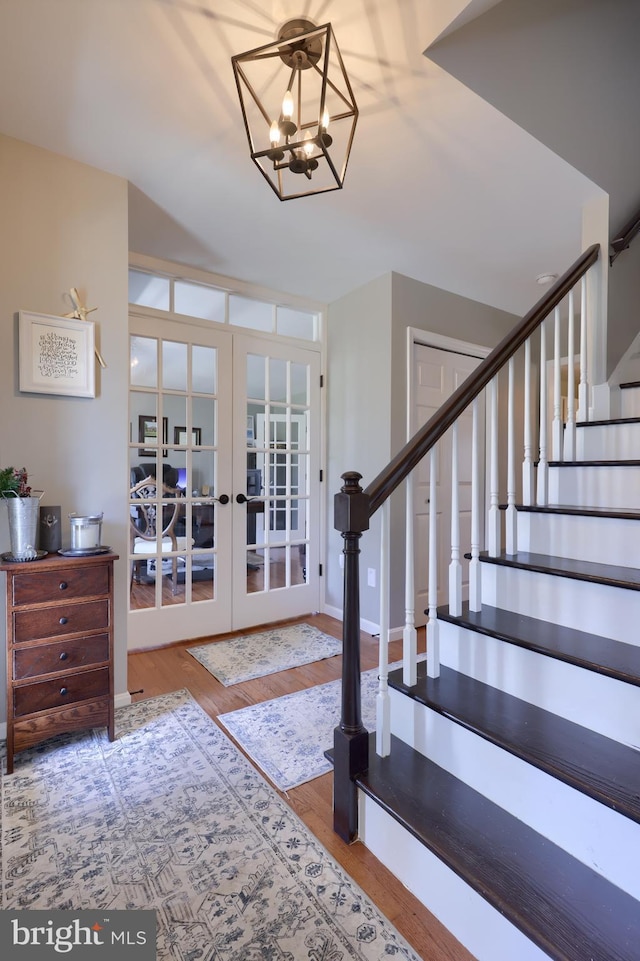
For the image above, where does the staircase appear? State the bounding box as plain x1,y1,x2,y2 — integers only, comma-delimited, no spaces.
354,405,640,961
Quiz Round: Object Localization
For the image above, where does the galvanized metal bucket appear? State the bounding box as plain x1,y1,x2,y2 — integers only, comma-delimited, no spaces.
6,495,42,558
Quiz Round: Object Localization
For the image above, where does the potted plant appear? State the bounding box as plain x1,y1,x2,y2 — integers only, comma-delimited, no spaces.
0,466,32,498
0,467,42,559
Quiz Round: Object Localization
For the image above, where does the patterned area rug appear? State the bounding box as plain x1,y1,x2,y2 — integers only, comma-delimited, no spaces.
1,690,421,961
219,664,403,791
187,622,342,686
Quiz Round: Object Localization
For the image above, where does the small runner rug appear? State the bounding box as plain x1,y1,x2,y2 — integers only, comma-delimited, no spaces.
219,663,405,791
187,622,342,686
1,689,421,961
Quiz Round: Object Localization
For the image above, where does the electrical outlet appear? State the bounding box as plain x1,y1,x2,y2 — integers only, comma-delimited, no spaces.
367,567,376,587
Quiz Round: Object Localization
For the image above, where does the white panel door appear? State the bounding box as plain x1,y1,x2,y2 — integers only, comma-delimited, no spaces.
413,343,483,625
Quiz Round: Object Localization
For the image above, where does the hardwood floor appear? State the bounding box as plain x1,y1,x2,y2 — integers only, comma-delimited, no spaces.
127,613,476,961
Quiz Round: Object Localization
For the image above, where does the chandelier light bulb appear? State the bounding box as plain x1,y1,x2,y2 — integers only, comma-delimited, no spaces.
282,90,294,119
321,108,330,131
270,121,281,146
303,130,315,157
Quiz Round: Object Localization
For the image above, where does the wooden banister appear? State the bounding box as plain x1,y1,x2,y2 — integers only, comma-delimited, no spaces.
610,207,640,264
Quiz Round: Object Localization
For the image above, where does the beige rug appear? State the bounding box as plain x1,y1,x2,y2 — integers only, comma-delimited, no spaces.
1,689,422,961
187,622,342,685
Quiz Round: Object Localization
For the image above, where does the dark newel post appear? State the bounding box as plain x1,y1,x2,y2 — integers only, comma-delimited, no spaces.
333,470,370,843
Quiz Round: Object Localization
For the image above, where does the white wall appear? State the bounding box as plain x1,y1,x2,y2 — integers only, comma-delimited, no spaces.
0,134,130,718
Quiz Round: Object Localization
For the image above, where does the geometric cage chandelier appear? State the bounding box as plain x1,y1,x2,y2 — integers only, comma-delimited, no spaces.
231,19,358,201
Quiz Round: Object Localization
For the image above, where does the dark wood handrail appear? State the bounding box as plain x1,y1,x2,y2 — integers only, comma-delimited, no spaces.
610,206,640,264
365,243,600,516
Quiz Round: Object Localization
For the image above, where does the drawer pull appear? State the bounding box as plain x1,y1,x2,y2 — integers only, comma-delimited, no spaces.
60,687,68,696
59,581,68,590
59,652,68,661
59,617,68,626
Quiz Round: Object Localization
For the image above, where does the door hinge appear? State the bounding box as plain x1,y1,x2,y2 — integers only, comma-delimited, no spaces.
319,563,323,576
320,374,324,388
319,469,323,482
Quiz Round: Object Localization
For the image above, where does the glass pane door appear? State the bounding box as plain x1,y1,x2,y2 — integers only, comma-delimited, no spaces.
232,336,320,628
128,317,233,648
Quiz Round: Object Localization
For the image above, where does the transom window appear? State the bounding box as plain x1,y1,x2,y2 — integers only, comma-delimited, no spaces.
129,268,320,343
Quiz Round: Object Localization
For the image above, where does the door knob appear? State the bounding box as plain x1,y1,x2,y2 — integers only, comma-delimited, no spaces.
215,494,230,505
236,493,257,504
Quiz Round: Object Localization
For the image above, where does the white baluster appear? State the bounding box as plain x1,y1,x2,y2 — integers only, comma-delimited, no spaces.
427,447,440,678
565,288,576,460
577,275,589,422
552,306,563,461
522,338,534,506
488,377,500,557
505,358,517,554
537,320,549,505
468,397,482,610
403,473,417,686
376,499,390,757
449,422,462,616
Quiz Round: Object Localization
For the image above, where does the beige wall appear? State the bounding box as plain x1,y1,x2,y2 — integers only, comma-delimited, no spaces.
0,134,130,720
326,273,393,626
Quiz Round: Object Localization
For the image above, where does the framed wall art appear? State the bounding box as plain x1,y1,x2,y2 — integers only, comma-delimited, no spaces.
138,415,168,457
174,426,202,446
19,311,95,398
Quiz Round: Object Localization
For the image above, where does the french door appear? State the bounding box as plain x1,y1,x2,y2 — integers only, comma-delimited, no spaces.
128,317,321,648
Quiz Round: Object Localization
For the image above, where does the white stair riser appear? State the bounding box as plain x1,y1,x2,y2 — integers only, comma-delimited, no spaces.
359,793,550,961
621,389,640,419
576,421,640,460
439,619,640,747
481,561,640,644
548,463,640,507
389,689,640,900
517,510,640,566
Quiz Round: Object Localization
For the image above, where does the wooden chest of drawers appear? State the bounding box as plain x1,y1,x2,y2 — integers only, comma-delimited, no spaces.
1,552,118,774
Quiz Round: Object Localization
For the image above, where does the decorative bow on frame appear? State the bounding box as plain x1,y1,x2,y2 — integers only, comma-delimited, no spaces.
64,287,107,368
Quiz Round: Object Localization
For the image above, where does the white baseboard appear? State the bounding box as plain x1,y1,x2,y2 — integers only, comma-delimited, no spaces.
321,602,403,641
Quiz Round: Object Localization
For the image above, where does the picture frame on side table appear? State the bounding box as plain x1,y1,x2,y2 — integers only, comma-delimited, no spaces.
19,311,95,398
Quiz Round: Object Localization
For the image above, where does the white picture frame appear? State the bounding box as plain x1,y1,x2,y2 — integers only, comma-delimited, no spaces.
19,311,95,398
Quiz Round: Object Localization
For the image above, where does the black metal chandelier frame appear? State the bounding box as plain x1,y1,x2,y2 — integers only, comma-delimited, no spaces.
232,20,359,201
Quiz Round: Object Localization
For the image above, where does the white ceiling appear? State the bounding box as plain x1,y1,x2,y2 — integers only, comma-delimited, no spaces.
0,0,603,314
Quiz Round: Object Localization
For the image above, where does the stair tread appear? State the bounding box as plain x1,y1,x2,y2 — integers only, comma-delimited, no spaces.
388,663,640,822
517,502,640,520
437,602,640,686
359,733,640,961
549,458,640,466
576,415,640,427
479,549,640,590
